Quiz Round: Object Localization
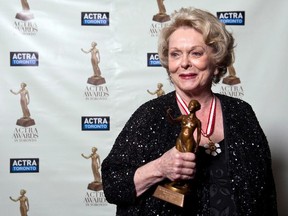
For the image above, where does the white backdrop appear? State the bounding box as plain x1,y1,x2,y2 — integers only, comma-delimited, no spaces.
1,0,287,215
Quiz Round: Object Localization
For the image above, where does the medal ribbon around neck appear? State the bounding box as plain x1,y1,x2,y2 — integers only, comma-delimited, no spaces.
176,92,216,136
176,92,221,156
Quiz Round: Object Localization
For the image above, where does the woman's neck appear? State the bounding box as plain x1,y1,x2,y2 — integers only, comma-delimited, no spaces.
176,90,214,109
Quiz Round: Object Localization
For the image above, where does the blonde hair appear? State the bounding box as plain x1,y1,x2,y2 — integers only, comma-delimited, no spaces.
158,7,235,83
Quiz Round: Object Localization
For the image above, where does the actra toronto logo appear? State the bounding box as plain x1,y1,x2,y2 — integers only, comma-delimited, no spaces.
147,53,161,67
216,11,245,25
10,52,39,66
10,158,39,173
81,116,110,131
81,12,109,26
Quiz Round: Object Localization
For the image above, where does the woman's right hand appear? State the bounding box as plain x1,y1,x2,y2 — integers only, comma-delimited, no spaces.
156,147,196,181
134,147,196,196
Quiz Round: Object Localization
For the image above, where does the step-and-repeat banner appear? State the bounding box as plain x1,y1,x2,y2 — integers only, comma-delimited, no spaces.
1,0,287,215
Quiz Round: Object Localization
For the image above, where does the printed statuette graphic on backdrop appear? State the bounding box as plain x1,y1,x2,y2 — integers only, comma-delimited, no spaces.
147,83,165,97
10,83,35,127
153,100,201,207
16,0,34,21
81,42,106,86
152,0,170,22
10,189,29,216
222,64,241,85
81,147,103,191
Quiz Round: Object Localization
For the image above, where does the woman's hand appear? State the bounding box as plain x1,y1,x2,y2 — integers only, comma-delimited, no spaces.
134,147,196,196
156,147,196,181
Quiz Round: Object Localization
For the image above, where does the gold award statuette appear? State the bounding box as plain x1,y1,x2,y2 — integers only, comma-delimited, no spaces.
147,83,165,98
152,0,170,23
10,83,36,127
153,100,201,207
81,42,106,86
81,147,103,191
10,189,29,216
222,65,241,85
15,0,34,21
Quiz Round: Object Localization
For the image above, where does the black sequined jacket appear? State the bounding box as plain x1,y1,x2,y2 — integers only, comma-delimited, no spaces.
102,91,278,216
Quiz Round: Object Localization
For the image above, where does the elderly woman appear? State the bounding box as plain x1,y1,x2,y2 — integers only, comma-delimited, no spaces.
102,7,277,215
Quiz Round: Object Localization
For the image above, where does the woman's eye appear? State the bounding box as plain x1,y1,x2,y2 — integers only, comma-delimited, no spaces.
170,52,180,58
191,51,203,58
190,46,206,58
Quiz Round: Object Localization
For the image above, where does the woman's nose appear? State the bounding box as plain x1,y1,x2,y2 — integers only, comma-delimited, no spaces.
181,55,192,69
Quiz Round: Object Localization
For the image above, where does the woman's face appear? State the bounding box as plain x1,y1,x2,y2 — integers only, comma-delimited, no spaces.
168,27,217,95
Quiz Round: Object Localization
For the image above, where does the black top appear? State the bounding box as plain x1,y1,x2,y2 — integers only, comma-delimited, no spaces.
101,91,278,216
198,140,237,216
